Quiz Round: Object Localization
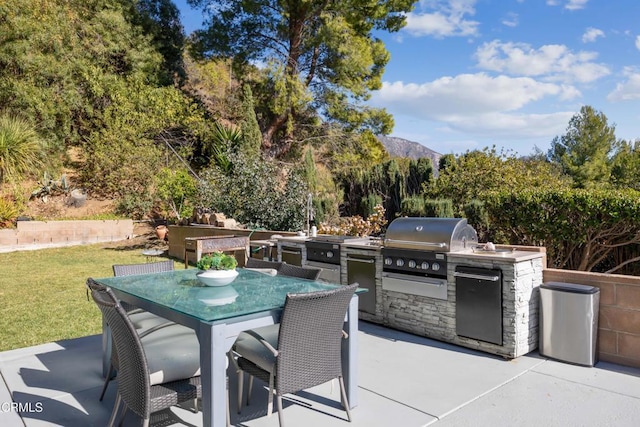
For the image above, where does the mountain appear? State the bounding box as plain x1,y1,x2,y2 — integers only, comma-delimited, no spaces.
378,135,442,167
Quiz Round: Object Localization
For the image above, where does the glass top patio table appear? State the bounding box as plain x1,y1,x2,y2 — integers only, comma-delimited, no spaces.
95,268,349,322
93,267,361,427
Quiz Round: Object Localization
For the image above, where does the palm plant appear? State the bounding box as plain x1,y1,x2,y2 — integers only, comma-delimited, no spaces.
0,115,45,183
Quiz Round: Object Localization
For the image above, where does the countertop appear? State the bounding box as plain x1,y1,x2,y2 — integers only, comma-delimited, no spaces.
272,236,544,262
447,249,545,262
342,240,382,251
274,236,309,243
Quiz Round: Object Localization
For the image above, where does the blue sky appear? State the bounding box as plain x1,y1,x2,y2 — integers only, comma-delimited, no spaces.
174,0,640,156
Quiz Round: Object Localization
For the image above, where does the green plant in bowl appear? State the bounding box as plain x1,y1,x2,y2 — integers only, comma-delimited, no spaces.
196,252,238,271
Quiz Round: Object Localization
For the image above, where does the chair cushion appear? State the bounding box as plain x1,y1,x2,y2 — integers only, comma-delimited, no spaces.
233,324,280,373
128,311,173,333
141,324,201,385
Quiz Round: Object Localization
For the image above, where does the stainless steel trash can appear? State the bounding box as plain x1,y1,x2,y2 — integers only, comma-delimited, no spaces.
539,281,600,366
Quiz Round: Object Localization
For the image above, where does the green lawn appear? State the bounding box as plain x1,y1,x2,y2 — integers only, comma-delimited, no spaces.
0,244,179,352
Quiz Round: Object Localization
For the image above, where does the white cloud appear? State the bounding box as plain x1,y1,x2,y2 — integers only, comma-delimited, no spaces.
369,73,580,149
582,27,604,43
474,40,610,83
371,72,580,154
607,67,640,102
547,0,589,10
404,0,479,38
502,12,519,28
566,0,589,10
442,111,574,138
636,35,640,50
373,74,579,119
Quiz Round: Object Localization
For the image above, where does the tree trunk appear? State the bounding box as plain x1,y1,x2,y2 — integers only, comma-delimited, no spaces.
262,110,289,151
260,8,309,155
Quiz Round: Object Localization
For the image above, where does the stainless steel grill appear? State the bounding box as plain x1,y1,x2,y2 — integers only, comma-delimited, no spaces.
383,217,478,253
381,217,478,300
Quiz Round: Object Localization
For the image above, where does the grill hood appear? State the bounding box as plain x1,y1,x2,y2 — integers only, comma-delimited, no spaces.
383,217,478,252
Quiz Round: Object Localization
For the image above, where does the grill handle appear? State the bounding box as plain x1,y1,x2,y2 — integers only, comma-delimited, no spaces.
382,272,446,286
453,271,500,282
281,249,301,255
384,238,447,249
346,257,375,264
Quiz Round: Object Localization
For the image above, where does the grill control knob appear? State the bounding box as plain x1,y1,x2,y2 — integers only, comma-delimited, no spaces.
421,261,430,270
408,260,416,268
396,259,404,267
326,251,334,258
432,262,441,272
384,258,393,265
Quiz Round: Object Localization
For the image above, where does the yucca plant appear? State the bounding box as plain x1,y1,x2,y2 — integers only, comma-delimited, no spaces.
207,122,242,174
0,115,45,183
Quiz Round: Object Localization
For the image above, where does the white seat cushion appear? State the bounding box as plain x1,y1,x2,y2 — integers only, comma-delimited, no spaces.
128,311,173,334
141,324,201,385
233,324,280,373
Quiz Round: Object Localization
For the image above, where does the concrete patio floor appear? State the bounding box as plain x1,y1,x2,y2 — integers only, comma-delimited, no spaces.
2,321,640,427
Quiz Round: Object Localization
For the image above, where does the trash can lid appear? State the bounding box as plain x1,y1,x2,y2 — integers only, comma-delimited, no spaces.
540,281,599,294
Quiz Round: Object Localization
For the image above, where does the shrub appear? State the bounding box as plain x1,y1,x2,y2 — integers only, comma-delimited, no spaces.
361,194,383,218
0,115,45,183
400,196,425,216
155,168,197,221
116,192,155,220
484,188,640,272
0,195,20,227
463,199,490,242
424,199,454,218
197,152,308,231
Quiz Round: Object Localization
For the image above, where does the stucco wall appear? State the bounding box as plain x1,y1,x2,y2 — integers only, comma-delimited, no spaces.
0,219,134,253
543,268,640,368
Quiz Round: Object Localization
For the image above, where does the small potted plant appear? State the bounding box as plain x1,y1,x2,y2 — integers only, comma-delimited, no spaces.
196,252,239,286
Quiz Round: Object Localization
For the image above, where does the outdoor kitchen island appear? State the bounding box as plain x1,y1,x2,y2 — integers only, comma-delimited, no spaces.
271,217,545,359
341,219,545,360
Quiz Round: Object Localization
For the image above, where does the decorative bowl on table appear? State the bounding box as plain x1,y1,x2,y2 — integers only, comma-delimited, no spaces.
196,269,239,287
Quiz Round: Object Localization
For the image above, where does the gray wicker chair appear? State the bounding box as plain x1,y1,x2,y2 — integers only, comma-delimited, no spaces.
112,259,174,276
87,280,180,401
277,263,322,280
232,282,359,427
112,260,174,311
88,278,203,427
245,258,284,270
94,260,176,400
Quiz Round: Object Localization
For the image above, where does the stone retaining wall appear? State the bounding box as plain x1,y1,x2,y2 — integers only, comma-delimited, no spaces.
0,220,134,253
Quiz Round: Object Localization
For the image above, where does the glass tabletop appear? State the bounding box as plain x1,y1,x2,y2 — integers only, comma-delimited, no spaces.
94,268,346,323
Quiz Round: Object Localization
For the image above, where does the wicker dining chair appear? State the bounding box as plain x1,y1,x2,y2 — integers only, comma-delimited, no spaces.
231,282,359,427
88,279,204,427
112,260,174,312
94,260,177,400
87,279,180,402
245,258,284,270
112,259,175,276
277,263,322,280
